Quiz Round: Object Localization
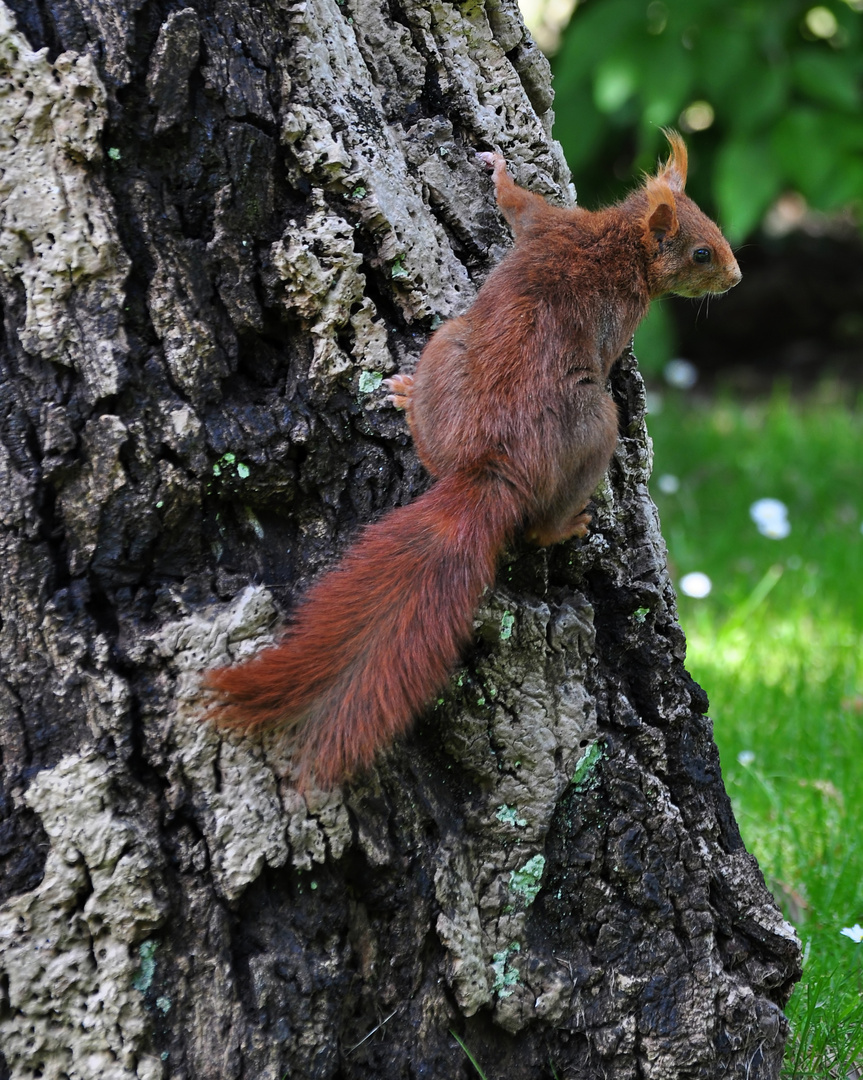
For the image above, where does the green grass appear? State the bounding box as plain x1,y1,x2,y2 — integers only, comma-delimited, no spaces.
647,385,863,1079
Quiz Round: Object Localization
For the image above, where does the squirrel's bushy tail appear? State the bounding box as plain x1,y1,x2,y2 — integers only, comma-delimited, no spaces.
204,469,523,789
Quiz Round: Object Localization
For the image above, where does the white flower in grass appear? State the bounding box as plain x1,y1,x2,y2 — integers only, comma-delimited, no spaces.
840,924,863,943
664,358,698,389
737,751,755,766
750,498,791,539
680,571,712,598
658,474,680,494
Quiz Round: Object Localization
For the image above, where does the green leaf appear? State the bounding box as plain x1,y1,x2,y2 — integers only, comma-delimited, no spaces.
830,113,863,154
697,17,755,99
725,62,788,133
771,109,834,199
554,0,642,85
593,54,638,113
554,104,605,180
638,34,695,126
823,158,863,208
792,50,862,112
714,137,784,241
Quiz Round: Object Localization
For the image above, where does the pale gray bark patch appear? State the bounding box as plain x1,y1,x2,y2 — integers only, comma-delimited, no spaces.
0,6,130,400
269,195,389,394
0,753,167,1080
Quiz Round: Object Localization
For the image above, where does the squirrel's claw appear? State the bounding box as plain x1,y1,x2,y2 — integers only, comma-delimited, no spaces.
383,373,414,410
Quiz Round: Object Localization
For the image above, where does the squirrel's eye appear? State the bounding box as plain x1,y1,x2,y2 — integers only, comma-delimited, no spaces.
693,247,712,264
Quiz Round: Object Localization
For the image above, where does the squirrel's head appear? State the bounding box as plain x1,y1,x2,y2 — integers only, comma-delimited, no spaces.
640,130,742,300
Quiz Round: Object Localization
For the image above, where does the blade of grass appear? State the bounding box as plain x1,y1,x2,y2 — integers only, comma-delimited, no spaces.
451,1030,489,1080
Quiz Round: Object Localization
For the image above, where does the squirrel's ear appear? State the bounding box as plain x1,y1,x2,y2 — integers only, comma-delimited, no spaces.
643,180,679,245
655,128,687,191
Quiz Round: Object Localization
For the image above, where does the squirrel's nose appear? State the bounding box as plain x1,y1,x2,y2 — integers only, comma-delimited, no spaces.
728,261,742,287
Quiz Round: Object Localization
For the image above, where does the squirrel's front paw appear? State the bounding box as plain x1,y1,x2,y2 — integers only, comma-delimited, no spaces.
476,150,506,175
383,373,414,410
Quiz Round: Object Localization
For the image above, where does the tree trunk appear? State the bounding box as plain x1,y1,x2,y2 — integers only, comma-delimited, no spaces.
0,1,800,1077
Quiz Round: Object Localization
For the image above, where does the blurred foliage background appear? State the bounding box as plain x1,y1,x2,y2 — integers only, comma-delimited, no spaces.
521,0,863,380
539,0,863,237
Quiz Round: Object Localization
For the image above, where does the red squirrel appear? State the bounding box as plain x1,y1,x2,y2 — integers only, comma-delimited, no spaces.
205,131,740,789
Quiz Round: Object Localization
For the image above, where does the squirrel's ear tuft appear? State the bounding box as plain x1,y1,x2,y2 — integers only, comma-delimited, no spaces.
643,179,679,245
655,128,687,191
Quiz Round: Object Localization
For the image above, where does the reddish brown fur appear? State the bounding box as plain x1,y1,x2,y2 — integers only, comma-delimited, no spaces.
207,470,522,789
205,131,740,789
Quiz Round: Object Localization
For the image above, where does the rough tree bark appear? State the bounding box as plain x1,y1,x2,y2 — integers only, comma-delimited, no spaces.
0,0,801,1077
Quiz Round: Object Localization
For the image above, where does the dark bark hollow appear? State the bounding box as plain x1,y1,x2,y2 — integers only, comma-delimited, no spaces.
0,0,800,1077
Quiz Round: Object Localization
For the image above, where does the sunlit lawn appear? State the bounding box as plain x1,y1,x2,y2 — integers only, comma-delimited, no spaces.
647,385,863,1078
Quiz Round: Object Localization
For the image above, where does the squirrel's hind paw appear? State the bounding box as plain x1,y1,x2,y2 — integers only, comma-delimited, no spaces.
526,509,593,547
